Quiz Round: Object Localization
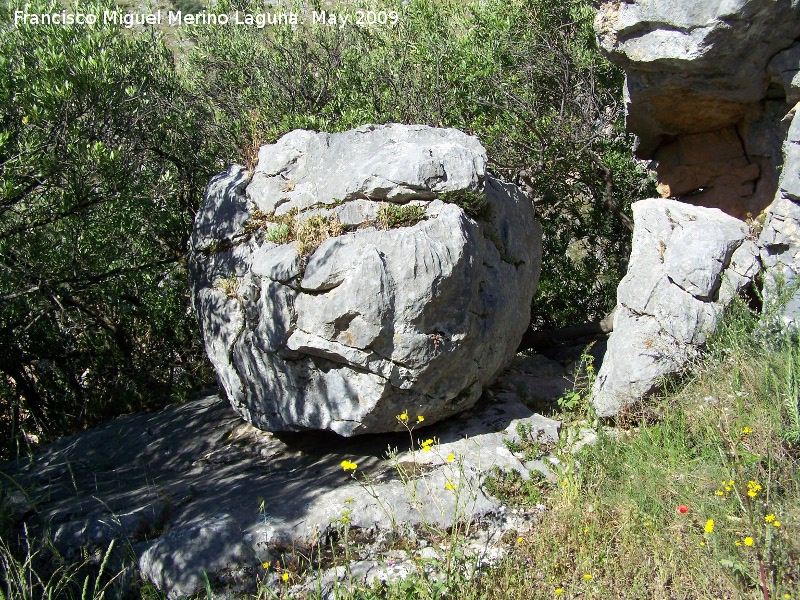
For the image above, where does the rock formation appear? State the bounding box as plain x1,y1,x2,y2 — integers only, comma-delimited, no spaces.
189,124,542,435
596,0,800,219
592,199,759,417
592,0,800,415
0,359,570,599
759,110,800,328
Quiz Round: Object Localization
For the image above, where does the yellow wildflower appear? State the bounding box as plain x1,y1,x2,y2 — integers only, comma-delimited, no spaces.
445,481,456,491
583,574,592,580
282,572,289,582
715,490,725,496
744,537,754,547
747,480,762,498
262,561,270,569
397,412,408,422
765,514,776,523
700,541,706,547
555,590,564,596
735,540,742,546
517,536,524,545
341,516,349,523
447,453,455,462
728,480,735,486
774,521,781,528
417,415,425,422
742,426,752,434
341,460,358,471
705,519,714,533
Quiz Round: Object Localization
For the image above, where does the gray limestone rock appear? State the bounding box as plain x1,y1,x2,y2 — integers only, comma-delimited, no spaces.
189,124,542,435
769,43,800,106
759,108,800,330
592,199,759,417
595,0,800,156
138,513,256,599
595,0,800,221
0,353,564,599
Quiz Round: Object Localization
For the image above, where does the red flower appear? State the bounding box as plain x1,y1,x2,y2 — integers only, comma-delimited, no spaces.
677,505,689,514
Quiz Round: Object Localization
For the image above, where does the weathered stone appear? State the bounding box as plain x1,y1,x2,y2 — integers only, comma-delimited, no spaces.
189,124,542,435
0,353,564,599
769,43,800,106
595,0,800,149
653,127,762,216
138,514,255,600
759,108,800,329
595,0,800,219
592,199,759,417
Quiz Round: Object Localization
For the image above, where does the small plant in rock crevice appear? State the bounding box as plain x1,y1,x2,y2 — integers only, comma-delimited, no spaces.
439,190,493,222
376,204,427,229
215,275,239,299
240,205,344,258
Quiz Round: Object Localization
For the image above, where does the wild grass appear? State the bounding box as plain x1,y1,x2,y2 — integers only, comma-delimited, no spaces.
375,204,426,230
242,206,344,258
0,526,120,600
317,300,799,600
438,190,493,222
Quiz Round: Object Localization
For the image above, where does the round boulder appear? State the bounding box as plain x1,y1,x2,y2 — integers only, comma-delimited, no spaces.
189,124,541,435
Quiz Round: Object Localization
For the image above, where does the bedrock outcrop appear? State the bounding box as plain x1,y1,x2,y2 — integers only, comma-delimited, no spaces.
593,0,800,415
759,108,800,330
596,0,800,218
189,124,542,435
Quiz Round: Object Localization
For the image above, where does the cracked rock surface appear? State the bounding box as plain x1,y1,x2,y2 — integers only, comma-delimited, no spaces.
760,108,800,330
189,124,542,435
0,354,571,600
591,198,759,417
595,0,800,218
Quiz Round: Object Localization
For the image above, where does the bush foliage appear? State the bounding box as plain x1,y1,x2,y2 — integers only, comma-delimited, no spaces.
0,0,654,456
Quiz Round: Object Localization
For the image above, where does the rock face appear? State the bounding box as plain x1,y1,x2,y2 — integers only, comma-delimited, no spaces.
189,124,541,435
593,0,800,414
592,198,759,417
596,0,800,219
759,109,800,330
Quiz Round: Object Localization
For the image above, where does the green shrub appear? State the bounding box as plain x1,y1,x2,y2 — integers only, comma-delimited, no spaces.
439,190,493,222
0,0,216,458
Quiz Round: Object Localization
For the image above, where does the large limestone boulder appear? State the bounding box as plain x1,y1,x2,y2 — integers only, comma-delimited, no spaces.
596,0,800,219
189,124,541,435
592,199,759,417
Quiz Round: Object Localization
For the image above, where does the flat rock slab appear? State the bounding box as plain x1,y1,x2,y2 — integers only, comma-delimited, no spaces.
1,356,565,599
